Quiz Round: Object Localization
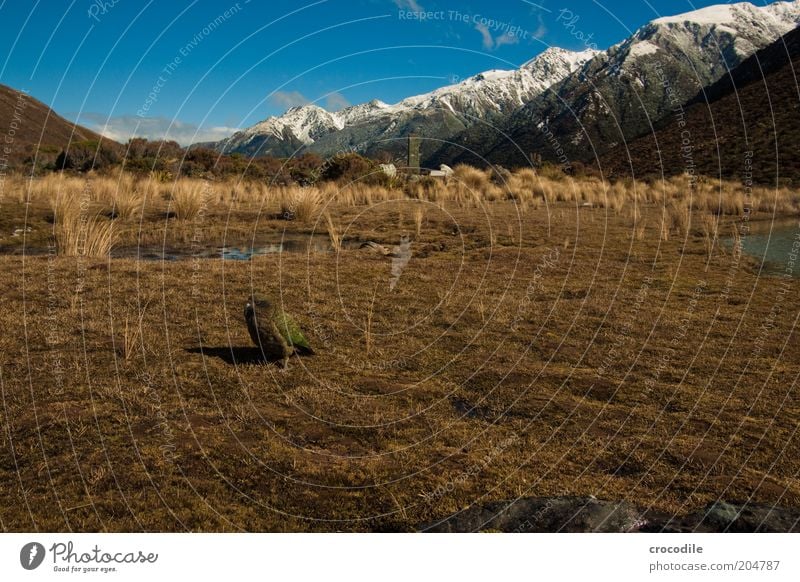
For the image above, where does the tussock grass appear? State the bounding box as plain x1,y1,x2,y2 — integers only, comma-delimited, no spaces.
51,189,117,257
324,211,342,253
697,212,719,259
281,187,322,221
413,205,425,237
169,180,208,220
15,167,799,221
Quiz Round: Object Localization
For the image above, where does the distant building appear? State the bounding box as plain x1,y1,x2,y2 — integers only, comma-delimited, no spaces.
426,165,453,179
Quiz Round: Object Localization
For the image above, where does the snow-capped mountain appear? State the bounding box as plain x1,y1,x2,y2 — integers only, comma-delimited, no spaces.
214,0,800,166
216,47,598,158
432,0,800,168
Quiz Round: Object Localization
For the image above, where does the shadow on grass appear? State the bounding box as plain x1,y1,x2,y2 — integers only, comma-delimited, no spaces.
186,346,275,366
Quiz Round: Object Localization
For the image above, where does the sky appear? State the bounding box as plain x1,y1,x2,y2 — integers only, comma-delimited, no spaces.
0,0,770,144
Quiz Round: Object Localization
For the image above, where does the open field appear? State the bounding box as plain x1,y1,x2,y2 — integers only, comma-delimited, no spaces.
1,169,799,531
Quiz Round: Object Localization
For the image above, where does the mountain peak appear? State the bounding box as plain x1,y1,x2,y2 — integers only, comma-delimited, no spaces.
522,46,600,69
652,0,800,27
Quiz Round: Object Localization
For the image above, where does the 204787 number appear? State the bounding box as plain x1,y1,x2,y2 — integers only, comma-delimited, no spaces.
734,560,780,571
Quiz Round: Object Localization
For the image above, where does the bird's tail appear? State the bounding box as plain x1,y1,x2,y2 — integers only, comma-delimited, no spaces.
294,345,315,356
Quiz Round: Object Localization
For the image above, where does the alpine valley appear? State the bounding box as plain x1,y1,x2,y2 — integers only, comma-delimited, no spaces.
210,0,800,172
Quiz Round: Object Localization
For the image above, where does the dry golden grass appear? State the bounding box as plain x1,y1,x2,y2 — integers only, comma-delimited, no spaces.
323,210,342,253
12,168,798,224
116,301,149,361
413,205,425,237
280,186,322,221
50,188,117,257
169,179,209,220
1,193,798,533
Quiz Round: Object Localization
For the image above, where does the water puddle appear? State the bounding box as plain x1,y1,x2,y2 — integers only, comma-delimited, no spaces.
113,236,360,261
724,219,800,277
1,235,361,261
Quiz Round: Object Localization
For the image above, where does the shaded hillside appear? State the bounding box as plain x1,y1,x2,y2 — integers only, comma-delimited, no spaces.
0,84,110,170
601,26,800,184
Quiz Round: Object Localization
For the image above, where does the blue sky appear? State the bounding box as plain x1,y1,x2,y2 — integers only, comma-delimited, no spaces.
0,0,756,144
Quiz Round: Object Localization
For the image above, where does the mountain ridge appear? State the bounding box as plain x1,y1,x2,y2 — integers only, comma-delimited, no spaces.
431,0,800,169
599,24,800,184
214,47,599,160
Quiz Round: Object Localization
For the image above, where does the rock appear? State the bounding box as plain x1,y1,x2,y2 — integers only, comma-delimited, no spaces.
651,501,800,533
422,497,800,532
421,496,647,533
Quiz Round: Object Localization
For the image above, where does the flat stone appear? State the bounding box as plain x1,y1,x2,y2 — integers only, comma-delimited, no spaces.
422,498,800,532
421,496,647,533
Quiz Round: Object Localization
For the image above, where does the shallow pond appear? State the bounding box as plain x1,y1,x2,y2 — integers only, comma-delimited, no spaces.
1,235,360,261
724,219,800,277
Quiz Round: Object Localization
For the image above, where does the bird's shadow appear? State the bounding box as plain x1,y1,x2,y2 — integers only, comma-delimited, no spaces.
186,346,278,366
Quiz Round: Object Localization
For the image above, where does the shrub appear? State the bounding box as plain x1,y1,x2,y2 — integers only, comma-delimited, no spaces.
56,141,119,172
321,153,376,183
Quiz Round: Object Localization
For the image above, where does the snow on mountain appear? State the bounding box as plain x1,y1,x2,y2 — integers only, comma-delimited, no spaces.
588,0,800,84
217,1,800,160
647,0,800,58
432,0,800,168
389,47,599,117
219,47,598,155
237,104,342,145
653,0,799,27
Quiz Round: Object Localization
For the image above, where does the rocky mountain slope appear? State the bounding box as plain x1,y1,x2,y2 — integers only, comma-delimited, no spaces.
600,24,800,184
216,47,598,160
430,0,800,168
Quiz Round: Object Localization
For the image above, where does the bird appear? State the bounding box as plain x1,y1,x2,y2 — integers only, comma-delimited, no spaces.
244,293,314,368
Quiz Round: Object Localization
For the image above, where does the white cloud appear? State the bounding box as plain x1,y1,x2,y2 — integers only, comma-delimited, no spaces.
475,22,494,50
393,0,423,11
81,113,237,145
532,14,547,40
269,90,310,109
270,89,350,112
475,22,526,51
325,92,351,111
494,32,520,48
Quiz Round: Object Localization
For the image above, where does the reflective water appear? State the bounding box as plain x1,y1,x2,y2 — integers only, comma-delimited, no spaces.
113,236,357,261
724,219,800,277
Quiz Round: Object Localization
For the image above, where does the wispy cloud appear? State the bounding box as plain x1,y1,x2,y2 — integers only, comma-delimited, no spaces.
532,13,547,40
393,0,423,11
269,90,310,109
270,89,350,112
475,23,520,51
80,113,237,145
494,32,520,48
325,92,351,111
475,22,494,50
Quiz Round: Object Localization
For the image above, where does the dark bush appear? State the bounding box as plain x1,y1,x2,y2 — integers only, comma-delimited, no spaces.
56,140,119,172
321,152,376,183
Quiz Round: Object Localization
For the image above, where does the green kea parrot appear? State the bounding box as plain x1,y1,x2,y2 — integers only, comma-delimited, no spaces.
244,293,314,368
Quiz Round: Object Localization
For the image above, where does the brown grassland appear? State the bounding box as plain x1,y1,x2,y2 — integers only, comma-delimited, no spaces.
0,167,799,531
